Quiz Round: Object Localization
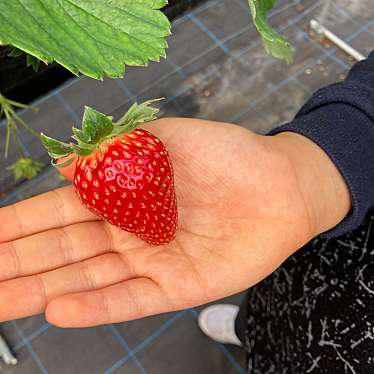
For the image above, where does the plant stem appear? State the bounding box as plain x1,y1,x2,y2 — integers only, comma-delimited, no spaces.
11,126,25,158
0,93,39,158
12,111,40,138
6,98,37,110
4,120,12,159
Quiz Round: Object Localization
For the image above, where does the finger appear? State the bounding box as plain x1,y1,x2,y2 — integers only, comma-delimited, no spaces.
0,186,98,243
0,221,116,281
58,157,77,181
46,278,171,328
0,252,137,322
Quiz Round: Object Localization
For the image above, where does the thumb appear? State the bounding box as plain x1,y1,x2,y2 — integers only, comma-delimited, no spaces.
57,157,77,181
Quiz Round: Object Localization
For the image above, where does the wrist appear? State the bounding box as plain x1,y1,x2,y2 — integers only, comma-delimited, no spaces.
266,131,351,237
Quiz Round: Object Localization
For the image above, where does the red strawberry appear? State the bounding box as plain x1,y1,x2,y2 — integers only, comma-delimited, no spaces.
41,100,177,245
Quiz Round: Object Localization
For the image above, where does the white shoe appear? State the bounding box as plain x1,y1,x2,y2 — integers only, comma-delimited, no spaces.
198,304,242,346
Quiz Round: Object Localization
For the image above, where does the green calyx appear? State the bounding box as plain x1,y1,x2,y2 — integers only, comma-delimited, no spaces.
7,157,44,181
41,99,163,168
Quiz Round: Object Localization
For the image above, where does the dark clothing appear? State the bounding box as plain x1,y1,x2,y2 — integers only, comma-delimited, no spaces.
236,213,374,373
270,50,374,238
236,52,374,372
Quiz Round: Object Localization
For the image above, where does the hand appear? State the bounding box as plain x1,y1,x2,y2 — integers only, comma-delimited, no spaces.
0,118,350,327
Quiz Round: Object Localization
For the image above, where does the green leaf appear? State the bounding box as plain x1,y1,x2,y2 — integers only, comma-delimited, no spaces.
72,127,91,144
0,0,171,79
52,156,76,169
7,158,44,181
40,133,73,158
7,47,23,58
115,99,162,132
247,0,293,64
82,107,114,143
71,143,95,156
26,54,41,72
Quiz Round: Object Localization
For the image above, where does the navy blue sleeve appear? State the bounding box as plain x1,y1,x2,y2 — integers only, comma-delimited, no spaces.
268,51,374,238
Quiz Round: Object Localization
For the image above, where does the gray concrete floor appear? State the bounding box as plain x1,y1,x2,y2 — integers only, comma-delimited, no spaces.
0,0,373,373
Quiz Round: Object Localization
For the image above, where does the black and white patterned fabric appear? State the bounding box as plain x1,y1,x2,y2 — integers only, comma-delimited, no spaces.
242,213,374,374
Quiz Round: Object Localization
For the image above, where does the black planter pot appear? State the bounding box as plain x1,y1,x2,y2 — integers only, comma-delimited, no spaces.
0,0,207,104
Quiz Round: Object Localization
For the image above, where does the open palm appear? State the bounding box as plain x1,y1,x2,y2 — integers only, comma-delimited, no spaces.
0,118,315,327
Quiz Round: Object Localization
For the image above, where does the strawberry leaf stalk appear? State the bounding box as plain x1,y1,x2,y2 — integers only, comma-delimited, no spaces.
41,100,178,246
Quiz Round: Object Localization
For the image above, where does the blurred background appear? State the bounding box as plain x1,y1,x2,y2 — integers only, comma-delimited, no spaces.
0,0,373,373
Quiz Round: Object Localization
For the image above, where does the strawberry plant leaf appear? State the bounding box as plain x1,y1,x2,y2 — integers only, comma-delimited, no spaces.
7,47,24,58
26,54,41,72
247,0,293,63
0,0,171,79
